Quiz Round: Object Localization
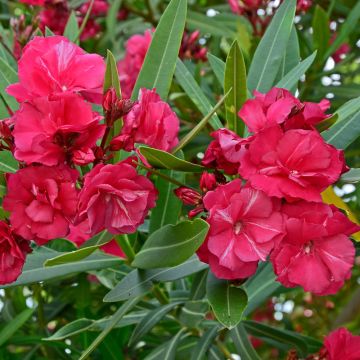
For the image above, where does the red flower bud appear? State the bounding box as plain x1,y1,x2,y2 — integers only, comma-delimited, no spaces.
174,187,202,206
72,147,95,165
200,172,217,192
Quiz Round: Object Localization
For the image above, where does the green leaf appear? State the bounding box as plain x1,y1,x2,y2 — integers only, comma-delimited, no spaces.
45,26,55,36
209,346,225,360
312,6,330,62
243,262,281,316
44,233,112,266
248,0,296,92
1,247,121,288
103,50,121,97
187,11,235,37
104,255,207,302
179,301,208,328
208,53,225,86
149,169,184,234
174,58,223,130
324,1,360,60
190,326,218,360
163,328,187,360
243,320,310,357
0,151,18,173
45,319,95,341
106,0,122,40
80,230,113,248
336,96,360,120
132,219,209,269
323,107,360,149
341,168,360,183
190,269,208,300
224,41,246,135
0,57,19,111
138,146,204,172
63,11,79,43
173,90,230,153
79,297,140,360
129,302,182,346
315,113,338,133
230,324,261,360
275,51,317,91
0,308,34,346
206,272,247,329
132,0,187,100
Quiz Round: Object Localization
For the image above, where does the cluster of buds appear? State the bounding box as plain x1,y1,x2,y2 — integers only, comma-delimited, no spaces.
0,121,14,152
174,172,223,217
102,87,134,127
179,30,207,62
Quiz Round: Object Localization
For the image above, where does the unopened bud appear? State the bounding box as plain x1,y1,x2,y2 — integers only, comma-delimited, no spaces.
174,187,202,206
72,147,95,165
200,172,217,192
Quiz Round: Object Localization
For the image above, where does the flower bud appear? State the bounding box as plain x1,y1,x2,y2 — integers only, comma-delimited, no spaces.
72,147,95,165
174,187,202,206
200,172,217,192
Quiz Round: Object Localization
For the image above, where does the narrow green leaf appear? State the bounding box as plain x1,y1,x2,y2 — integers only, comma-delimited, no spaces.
45,26,55,36
132,0,187,100
315,113,338,133
248,0,296,92
224,41,246,135
0,308,34,346
79,230,113,248
190,326,218,360
275,51,317,91
0,57,18,111
208,53,225,86
335,96,360,120
324,1,360,60
104,255,207,302
1,247,121,288
243,262,281,316
209,346,224,360
0,151,19,173
149,169,184,234
341,168,360,183
138,146,204,172
45,319,95,341
79,297,140,360
230,323,261,360
206,272,247,329
173,90,230,153
243,320,309,357
312,5,330,62
129,302,182,346
63,11,79,43
106,0,122,40
179,301,208,328
103,50,121,97
76,0,94,42
190,269,208,300
132,219,209,269
175,58,223,130
163,328,187,360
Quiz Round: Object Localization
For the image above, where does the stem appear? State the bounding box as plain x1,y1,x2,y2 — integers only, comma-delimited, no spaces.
135,162,187,187
0,36,16,60
115,234,135,263
216,340,234,360
76,0,94,42
152,284,169,305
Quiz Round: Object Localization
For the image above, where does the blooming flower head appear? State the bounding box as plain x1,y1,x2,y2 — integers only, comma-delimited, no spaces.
239,126,346,202
322,328,360,360
198,179,285,280
13,94,105,166
202,128,247,175
271,201,359,295
77,157,157,236
0,221,31,285
3,165,79,245
7,36,105,104
238,87,330,133
111,88,179,152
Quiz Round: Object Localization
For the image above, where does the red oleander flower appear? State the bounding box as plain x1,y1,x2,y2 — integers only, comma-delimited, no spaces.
3,165,79,245
271,201,359,295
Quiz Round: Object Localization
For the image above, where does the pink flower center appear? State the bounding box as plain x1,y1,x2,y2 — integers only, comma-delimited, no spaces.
303,241,314,254
234,221,243,235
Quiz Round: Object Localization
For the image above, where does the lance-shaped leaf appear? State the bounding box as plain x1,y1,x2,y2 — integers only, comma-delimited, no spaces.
248,0,296,92
45,319,95,341
132,219,209,269
224,41,247,135
230,324,261,360
312,5,330,63
103,50,121,97
341,168,360,183
0,150,19,173
132,0,187,100
206,272,248,329
208,53,225,86
190,326,219,360
63,11,79,43
138,146,204,172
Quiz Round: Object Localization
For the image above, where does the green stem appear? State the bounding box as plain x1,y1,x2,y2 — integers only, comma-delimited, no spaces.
115,234,135,263
216,340,234,360
152,284,170,305
76,0,94,42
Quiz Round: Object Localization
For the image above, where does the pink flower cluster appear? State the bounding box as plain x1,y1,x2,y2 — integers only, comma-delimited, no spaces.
118,29,207,98
0,35,168,284
194,87,358,296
